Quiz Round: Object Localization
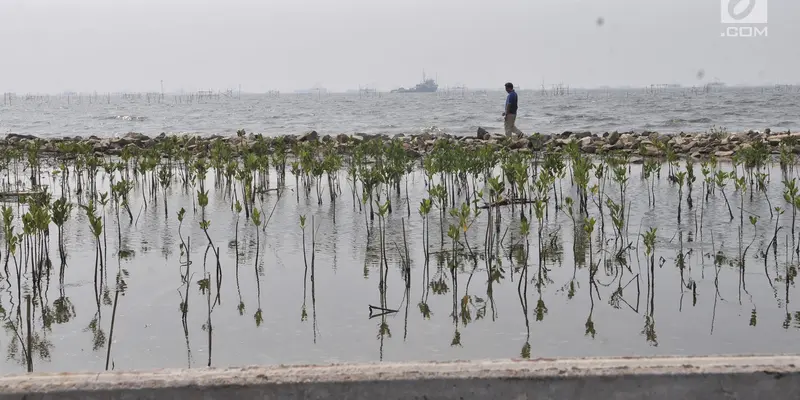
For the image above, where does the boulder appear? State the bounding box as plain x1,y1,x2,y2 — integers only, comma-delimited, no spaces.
714,150,735,158
5,133,38,142
579,137,598,153
510,139,528,150
640,144,660,157
619,134,637,148
607,131,621,145
299,130,318,142
477,127,489,140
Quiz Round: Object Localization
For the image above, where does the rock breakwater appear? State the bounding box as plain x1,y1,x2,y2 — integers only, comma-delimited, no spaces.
1,127,796,161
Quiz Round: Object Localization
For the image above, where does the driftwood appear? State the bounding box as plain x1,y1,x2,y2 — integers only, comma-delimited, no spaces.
0,190,47,202
368,305,398,319
478,198,535,209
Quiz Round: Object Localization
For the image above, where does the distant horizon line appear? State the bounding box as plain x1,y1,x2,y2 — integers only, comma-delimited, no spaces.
4,82,799,96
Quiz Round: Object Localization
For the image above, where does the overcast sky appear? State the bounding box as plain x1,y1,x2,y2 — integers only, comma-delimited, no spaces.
0,0,797,93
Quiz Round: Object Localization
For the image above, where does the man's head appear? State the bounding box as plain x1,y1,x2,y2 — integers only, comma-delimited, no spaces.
505,82,514,93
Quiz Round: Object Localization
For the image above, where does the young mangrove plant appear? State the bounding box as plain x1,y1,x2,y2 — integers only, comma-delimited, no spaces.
685,160,696,210
82,201,104,306
715,170,734,221
675,170,686,224
783,179,799,241
419,198,433,263
197,189,222,305
51,197,72,278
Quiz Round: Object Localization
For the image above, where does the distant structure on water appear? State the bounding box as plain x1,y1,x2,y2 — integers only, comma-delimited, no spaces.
294,88,328,95
391,71,438,93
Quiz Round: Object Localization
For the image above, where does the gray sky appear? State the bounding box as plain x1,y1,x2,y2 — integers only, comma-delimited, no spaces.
0,0,797,93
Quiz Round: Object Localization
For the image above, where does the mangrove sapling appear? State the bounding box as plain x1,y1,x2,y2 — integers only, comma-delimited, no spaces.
739,215,759,300
571,154,593,216
783,179,799,241
377,200,390,293
755,173,773,219
105,269,122,371
562,197,582,266
715,170,735,221
98,192,109,269
251,207,262,285
51,197,72,279
450,202,477,259
419,198,433,262
641,227,658,343
291,161,301,204
533,196,548,291
446,223,461,322
109,183,123,247
197,189,222,305
701,161,713,202
612,163,629,213
176,208,190,276
158,166,172,220
686,160,696,210
83,201,104,307
111,180,134,224
770,207,784,252
310,214,317,337
300,215,309,320
675,171,686,224
585,217,600,301
401,218,411,288
429,184,448,246
779,141,796,179
484,176,505,283
643,159,659,208
2,205,14,276
252,207,264,325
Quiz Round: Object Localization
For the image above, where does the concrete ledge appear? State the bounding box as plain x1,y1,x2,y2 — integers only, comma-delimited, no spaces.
1,355,799,399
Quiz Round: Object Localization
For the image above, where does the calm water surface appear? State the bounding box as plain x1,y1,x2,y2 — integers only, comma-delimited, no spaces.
0,159,797,374
1,86,799,138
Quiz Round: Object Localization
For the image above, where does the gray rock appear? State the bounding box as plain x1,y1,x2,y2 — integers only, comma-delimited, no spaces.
5,133,38,142
714,150,735,158
510,139,527,150
619,134,637,148
607,131,621,145
640,145,660,157
124,132,150,141
477,127,489,140
299,130,319,142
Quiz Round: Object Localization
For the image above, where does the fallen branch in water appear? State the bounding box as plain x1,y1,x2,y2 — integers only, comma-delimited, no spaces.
368,305,398,318
478,198,535,209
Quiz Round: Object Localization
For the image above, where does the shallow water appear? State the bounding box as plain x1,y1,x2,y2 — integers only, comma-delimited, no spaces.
2,86,800,138
0,160,798,374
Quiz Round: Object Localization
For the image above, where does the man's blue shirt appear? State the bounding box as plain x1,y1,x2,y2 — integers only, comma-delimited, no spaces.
505,91,518,114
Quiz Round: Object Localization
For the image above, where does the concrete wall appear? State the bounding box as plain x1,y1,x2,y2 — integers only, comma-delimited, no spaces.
1,355,798,399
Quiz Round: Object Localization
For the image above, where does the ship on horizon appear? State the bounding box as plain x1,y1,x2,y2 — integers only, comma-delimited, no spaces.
391,71,438,93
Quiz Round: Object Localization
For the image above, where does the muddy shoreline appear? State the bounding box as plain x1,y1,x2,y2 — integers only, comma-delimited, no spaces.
1,127,796,160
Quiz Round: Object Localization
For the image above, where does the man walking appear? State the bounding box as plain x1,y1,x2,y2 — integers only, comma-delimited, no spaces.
503,82,523,137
